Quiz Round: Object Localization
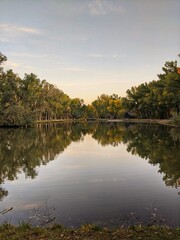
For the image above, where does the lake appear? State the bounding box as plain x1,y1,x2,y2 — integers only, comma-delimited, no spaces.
0,122,180,227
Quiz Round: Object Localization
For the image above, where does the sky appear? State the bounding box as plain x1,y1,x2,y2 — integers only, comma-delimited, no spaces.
1,0,180,103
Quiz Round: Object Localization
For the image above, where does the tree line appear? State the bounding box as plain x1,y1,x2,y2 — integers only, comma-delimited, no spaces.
0,52,180,126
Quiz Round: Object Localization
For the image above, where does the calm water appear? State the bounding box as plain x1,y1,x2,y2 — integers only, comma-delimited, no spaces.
0,123,180,227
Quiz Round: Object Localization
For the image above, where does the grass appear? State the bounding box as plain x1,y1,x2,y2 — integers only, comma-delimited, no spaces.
0,223,180,240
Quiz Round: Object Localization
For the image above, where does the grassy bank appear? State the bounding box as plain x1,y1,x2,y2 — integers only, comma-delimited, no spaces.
0,223,180,240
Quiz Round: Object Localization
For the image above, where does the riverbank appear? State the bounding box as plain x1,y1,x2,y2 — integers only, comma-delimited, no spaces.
1,118,178,128
36,118,162,123
110,119,179,127
36,118,180,127
0,223,180,240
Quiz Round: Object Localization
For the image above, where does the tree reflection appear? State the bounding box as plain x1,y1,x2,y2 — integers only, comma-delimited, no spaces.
92,123,125,146
91,123,180,190
0,122,180,201
0,187,8,201
122,124,180,188
0,123,96,200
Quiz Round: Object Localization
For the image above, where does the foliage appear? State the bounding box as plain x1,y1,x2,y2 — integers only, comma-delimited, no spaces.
0,52,180,126
92,94,124,119
0,53,83,126
123,61,180,119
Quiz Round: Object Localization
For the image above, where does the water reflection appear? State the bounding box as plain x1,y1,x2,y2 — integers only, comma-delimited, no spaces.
92,123,180,191
0,123,180,202
122,124,180,189
0,123,93,200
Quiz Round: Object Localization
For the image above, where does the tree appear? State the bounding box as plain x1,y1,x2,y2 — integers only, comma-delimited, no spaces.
0,63,34,125
123,61,180,119
70,98,85,119
92,94,124,119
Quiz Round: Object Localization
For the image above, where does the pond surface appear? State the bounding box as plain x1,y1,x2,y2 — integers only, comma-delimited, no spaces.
0,123,180,227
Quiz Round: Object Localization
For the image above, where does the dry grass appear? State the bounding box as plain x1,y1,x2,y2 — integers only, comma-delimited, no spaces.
0,223,180,240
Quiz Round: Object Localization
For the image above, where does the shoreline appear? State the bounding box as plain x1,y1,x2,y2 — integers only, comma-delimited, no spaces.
36,118,164,123
0,118,179,128
36,118,179,127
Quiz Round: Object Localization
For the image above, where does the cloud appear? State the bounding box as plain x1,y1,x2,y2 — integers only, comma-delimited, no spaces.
17,27,41,35
24,65,36,71
62,67,85,72
0,24,43,42
21,203,40,210
0,36,12,43
0,24,42,35
88,0,125,16
89,54,105,58
89,54,122,59
10,52,48,59
112,54,119,59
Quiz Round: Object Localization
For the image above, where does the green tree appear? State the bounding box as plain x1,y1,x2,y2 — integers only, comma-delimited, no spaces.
70,98,85,119
0,68,33,125
123,61,180,119
92,94,124,119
